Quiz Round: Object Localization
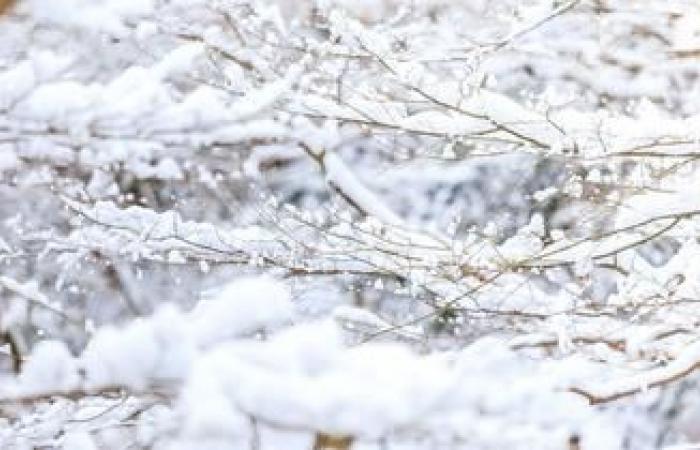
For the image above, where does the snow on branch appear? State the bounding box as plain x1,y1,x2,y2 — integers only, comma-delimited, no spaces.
571,340,700,405
323,151,404,227
6,0,700,447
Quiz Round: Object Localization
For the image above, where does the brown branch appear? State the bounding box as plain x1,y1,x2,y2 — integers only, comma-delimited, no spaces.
0,331,22,374
0,384,172,407
570,341,700,405
511,328,690,353
0,0,15,16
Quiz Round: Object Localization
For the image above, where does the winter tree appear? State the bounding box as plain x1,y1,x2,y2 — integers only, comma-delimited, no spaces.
1,0,700,449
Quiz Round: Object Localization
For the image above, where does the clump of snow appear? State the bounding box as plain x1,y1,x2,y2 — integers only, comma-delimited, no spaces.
81,305,194,389
28,0,155,35
190,276,294,345
19,340,79,394
0,147,21,173
60,431,98,450
14,277,293,393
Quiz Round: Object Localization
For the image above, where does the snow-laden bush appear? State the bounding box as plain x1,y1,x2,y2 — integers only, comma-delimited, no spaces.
1,0,700,449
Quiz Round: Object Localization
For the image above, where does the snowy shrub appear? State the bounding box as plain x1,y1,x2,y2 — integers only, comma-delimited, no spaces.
1,0,700,449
